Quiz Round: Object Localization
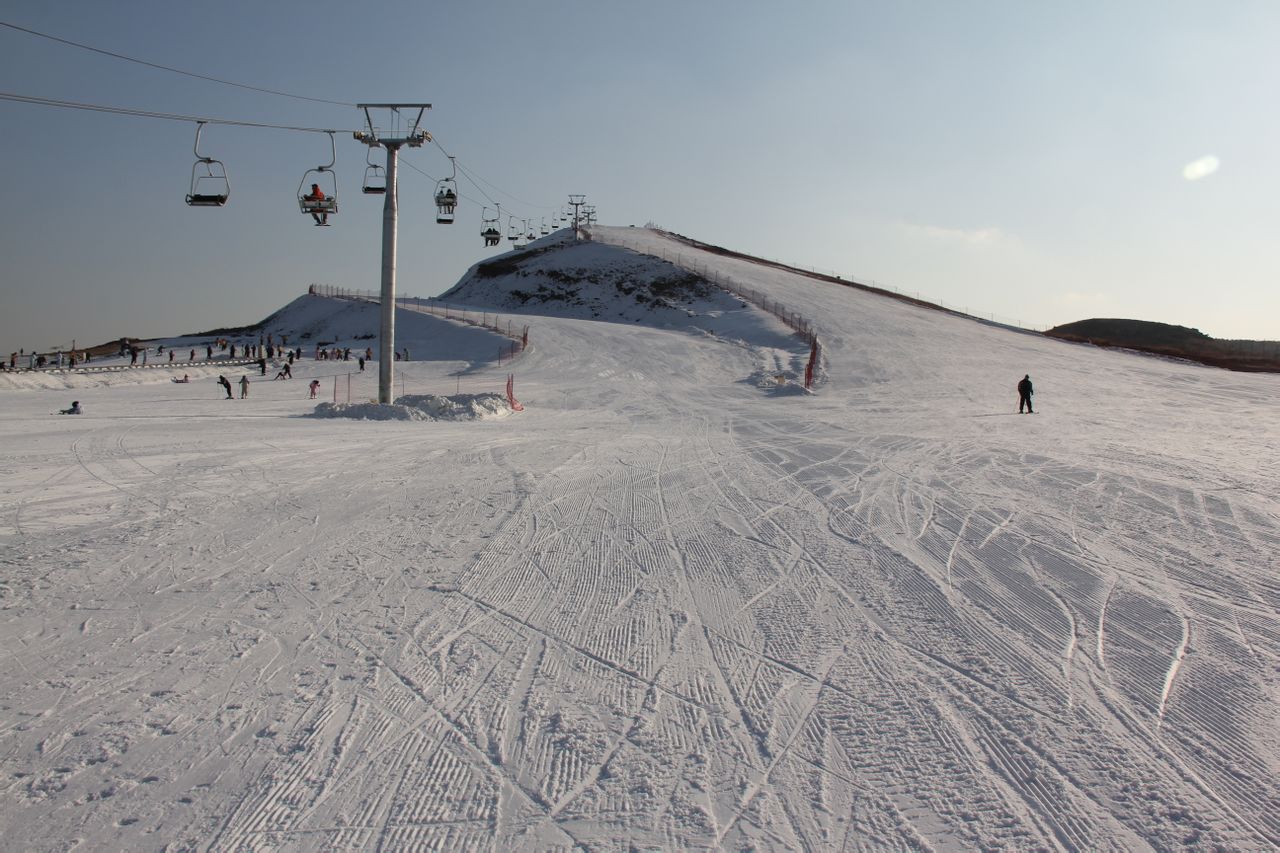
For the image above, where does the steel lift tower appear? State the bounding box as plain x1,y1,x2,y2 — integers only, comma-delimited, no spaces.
354,104,431,404
568,194,586,239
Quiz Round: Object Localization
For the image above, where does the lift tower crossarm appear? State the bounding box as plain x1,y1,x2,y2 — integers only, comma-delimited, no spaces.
355,104,432,146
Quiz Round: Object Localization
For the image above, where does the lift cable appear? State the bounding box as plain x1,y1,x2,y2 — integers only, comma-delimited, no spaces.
426,134,560,215
0,20,356,108
423,137,498,209
397,139,548,222
0,90,345,133
1,21,573,222
397,155,492,213
2,87,568,223
456,157,560,213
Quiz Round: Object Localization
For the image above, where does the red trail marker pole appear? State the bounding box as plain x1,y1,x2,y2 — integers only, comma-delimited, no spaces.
506,374,524,411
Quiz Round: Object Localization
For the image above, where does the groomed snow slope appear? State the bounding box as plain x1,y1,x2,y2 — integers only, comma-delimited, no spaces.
1,227,1277,850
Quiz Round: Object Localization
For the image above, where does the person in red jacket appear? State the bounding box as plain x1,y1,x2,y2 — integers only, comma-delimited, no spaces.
305,183,328,226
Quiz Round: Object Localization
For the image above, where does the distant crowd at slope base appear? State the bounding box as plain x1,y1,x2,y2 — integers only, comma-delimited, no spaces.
5,335,297,371
7,336,412,372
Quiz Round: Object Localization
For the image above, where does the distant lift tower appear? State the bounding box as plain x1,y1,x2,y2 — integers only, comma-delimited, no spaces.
354,104,431,404
568,194,586,238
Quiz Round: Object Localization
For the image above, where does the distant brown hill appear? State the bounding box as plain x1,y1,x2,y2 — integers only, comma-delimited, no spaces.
1046,319,1280,373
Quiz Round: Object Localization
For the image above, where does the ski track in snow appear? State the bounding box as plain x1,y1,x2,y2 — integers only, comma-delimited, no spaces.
0,226,1278,850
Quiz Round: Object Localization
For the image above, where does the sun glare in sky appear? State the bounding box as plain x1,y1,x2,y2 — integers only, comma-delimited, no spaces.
1182,155,1220,181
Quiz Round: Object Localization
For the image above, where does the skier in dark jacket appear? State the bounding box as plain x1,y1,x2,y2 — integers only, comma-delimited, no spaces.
218,375,233,399
1017,374,1034,414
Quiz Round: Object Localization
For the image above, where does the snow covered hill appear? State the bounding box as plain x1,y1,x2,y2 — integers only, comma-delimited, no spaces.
1,227,1277,850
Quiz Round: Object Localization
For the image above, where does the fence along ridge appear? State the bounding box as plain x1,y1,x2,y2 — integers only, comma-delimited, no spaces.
307,284,530,370
586,237,822,390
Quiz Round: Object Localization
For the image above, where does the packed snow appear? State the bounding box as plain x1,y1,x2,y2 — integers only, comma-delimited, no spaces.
1,227,1277,850
313,395,514,422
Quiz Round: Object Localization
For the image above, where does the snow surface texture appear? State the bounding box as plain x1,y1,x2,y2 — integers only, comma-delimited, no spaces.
1,226,1278,850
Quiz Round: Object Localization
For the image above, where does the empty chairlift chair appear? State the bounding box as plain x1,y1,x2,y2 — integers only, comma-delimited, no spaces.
362,146,386,195
185,121,230,207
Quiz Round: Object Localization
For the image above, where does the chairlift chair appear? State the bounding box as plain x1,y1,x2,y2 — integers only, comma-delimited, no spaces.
507,216,519,243
540,217,550,236
435,157,458,224
297,131,339,221
481,207,502,247
362,146,386,195
185,121,230,207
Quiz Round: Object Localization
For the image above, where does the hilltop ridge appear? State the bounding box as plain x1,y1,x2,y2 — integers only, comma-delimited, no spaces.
1047,317,1280,372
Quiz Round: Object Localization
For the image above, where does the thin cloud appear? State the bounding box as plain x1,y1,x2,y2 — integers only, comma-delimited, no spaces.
1182,155,1220,181
1058,291,1112,308
907,223,1006,247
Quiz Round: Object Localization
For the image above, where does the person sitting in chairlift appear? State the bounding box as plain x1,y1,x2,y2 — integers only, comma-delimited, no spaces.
305,183,329,226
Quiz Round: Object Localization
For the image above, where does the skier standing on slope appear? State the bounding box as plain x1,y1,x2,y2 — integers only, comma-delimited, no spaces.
218,375,233,399
1018,374,1034,414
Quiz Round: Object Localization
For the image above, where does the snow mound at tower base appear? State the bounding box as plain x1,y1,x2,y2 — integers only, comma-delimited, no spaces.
311,393,515,421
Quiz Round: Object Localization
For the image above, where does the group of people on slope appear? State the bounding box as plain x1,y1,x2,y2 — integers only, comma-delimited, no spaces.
215,374,319,400
213,375,322,399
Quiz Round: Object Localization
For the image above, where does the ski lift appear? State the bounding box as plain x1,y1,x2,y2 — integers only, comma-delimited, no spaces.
540,217,550,236
507,216,519,243
185,121,229,207
434,157,457,224
481,206,502,247
297,131,339,220
362,145,386,195
525,220,536,242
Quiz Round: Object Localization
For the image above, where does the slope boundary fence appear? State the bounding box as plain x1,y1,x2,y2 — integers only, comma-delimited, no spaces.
651,230,1044,333
307,285,530,367
18,357,262,377
586,231,822,390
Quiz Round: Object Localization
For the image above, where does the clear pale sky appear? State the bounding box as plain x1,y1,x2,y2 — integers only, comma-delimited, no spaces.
2,0,1277,351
